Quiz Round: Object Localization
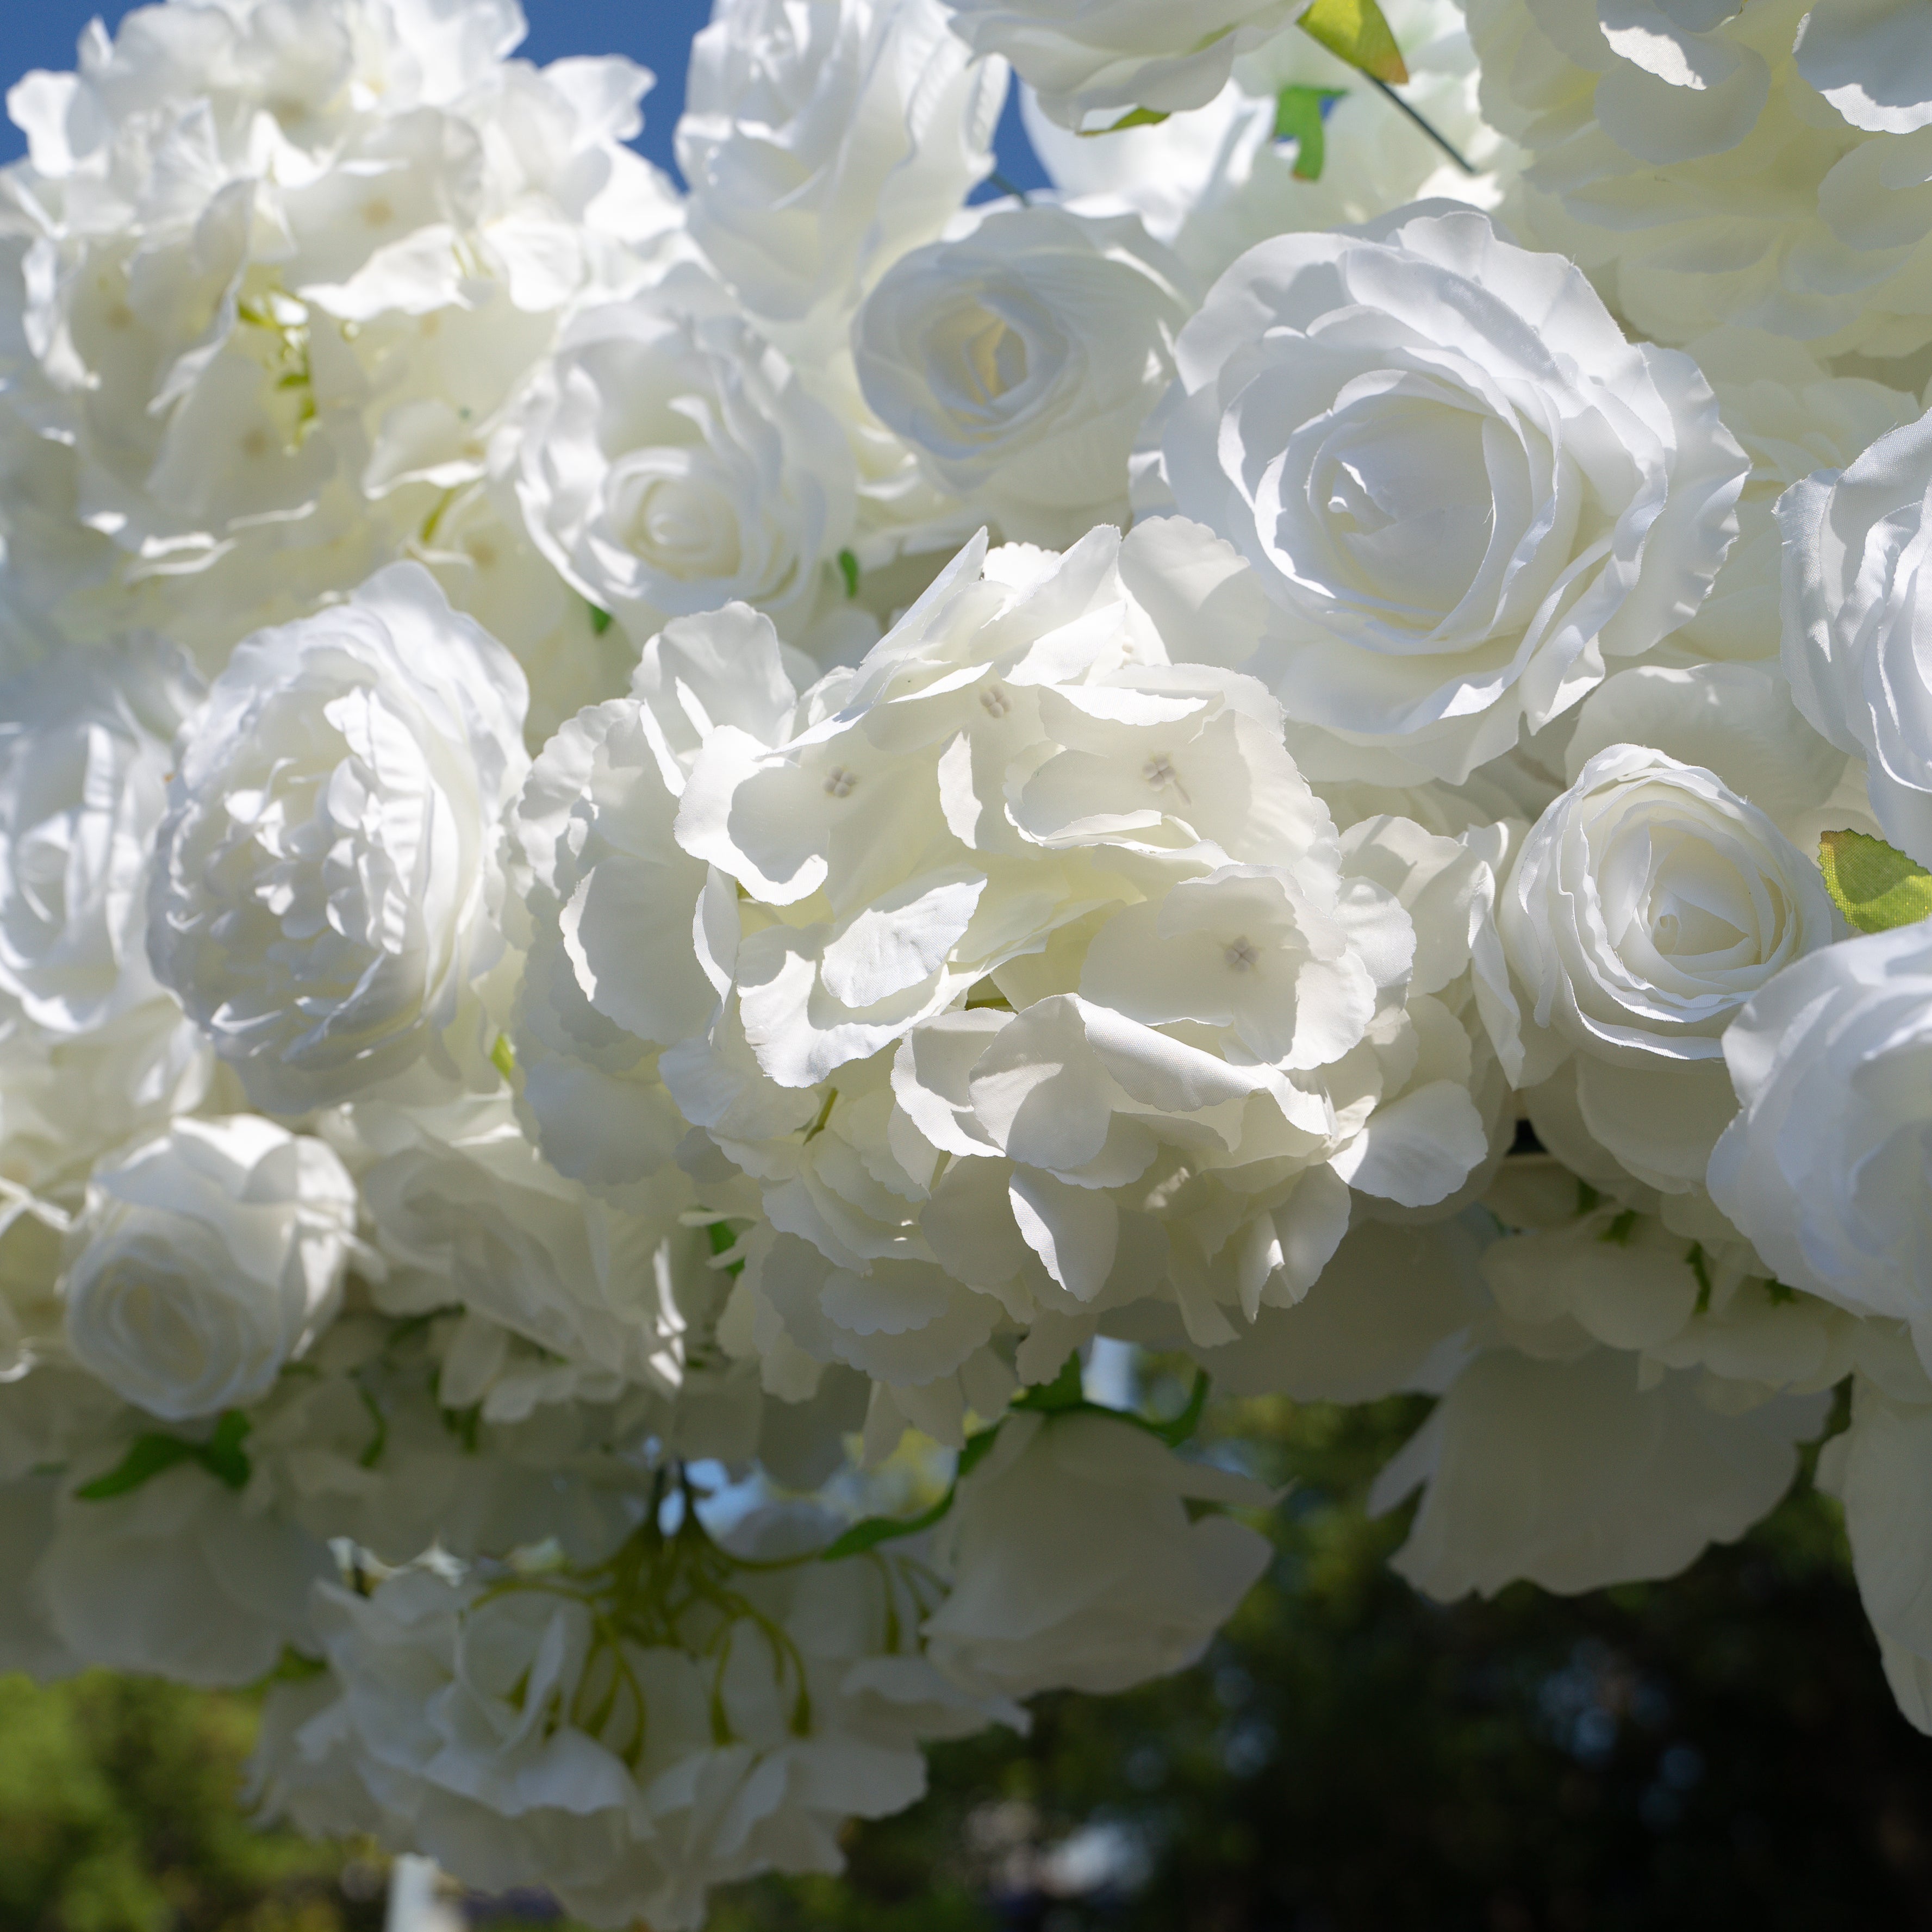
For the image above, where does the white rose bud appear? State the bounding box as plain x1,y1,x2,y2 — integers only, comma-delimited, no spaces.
61,1115,358,1421
1709,926,1932,1348
924,1410,1272,1697
852,205,1193,545
0,640,202,1035
1165,207,1748,783
1779,407,1932,868
942,0,1299,131
147,564,530,1113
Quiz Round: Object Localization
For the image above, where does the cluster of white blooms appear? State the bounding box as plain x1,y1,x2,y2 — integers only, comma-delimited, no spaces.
6,0,1932,1916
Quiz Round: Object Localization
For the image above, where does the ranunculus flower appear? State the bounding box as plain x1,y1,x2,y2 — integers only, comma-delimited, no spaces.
940,0,1299,130
852,204,1193,546
1709,925,1932,1347
514,270,858,646
61,1114,358,1421
1163,207,1747,783
924,1409,1273,1696
1778,407,1932,868
146,563,530,1113
0,641,202,1036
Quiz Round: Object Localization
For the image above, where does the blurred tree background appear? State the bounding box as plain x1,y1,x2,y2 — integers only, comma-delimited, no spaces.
5,1384,1931,1932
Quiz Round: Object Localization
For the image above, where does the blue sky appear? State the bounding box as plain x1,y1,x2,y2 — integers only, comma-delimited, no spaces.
0,0,1048,188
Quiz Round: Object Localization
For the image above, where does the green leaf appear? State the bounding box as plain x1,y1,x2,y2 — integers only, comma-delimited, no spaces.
74,1435,201,1501
818,1489,958,1561
837,549,860,599
1598,1208,1638,1248
1154,1369,1212,1448
1686,1242,1713,1317
489,1031,516,1081
1079,105,1171,136
706,1217,746,1280
1297,0,1409,83
587,601,614,635
1014,1350,1086,1414
1818,828,1932,933
74,1411,252,1501
1273,85,1346,180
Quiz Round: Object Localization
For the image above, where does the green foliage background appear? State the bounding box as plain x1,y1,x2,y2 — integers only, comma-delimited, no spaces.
5,1389,1930,1932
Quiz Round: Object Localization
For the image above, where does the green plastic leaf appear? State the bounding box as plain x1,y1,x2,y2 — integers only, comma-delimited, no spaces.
1014,1351,1086,1414
1079,105,1171,136
1274,85,1345,180
1819,828,1932,933
74,1434,201,1501
1297,0,1409,82
818,1489,956,1561
1154,1369,1212,1447
587,601,614,635
489,1031,516,1080
74,1410,252,1501
837,549,860,599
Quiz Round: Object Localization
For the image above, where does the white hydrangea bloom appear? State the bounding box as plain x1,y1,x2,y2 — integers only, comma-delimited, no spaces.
0,0,682,659
940,0,1300,131
1163,206,1748,783
852,204,1194,547
61,1113,357,1420
680,0,1006,332
923,1408,1273,1696
1793,1,1932,135
147,563,530,1113
269,1511,1009,1928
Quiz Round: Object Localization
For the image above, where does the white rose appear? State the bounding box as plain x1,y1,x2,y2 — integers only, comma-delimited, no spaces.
0,640,202,1036
60,1114,358,1422
942,0,1299,130
924,1409,1273,1696
514,270,859,647
680,0,1006,328
147,563,531,1113
1778,407,1932,868
851,205,1193,546
1493,743,1836,1193
1164,207,1747,783
1372,1346,1828,1599
1709,926,1932,1349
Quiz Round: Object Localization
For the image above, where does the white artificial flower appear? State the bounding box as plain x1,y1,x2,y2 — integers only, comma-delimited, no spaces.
924,1409,1273,1696
940,0,1300,130
0,639,202,1035
61,1114,357,1421
1492,742,1836,1195
282,1511,1006,1929
679,0,1006,332
1020,0,1515,285
851,204,1193,546
339,1093,709,1397
513,269,859,649
1163,206,1747,783
1709,925,1932,1356
1793,1,1932,134
1778,406,1932,868
1372,1345,1828,1599
147,563,530,1113
0,0,682,661
1461,0,1932,356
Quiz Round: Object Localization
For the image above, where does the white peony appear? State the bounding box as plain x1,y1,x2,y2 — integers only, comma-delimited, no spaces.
147,563,530,1113
940,0,1299,130
1709,925,1932,1354
1163,206,1747,783
0,639,202,1035
680,0,1006,331
61,1114,358,1421
513,270,859,650
924,1408,1273,1696
851,204,1193,546
1778,407,1932,869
